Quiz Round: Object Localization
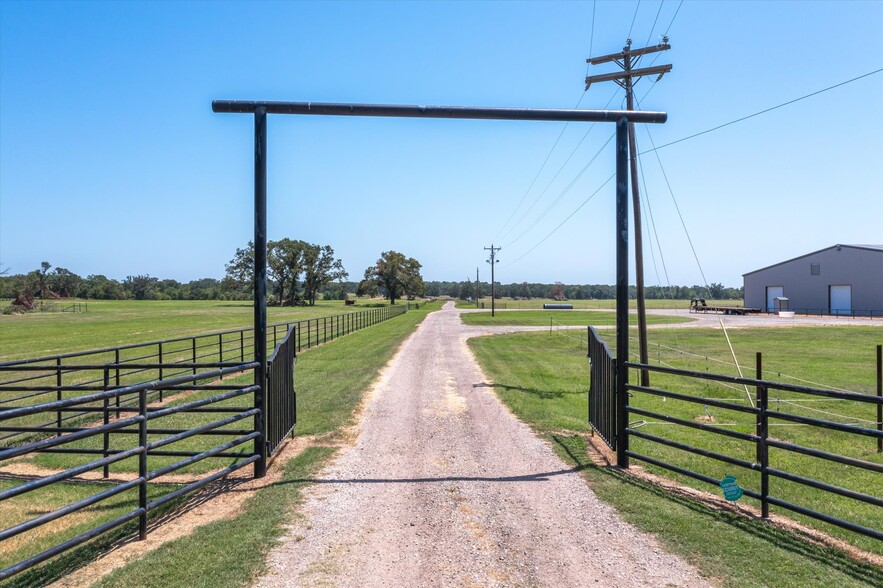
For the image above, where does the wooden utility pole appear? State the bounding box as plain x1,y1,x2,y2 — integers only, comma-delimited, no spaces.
485,245,501,317
586,38,671,386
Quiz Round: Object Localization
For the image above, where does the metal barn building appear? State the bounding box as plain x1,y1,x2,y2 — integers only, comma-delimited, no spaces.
743,244,883,315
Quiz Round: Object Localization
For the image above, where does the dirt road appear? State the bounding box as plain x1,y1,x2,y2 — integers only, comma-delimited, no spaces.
253,302,710,587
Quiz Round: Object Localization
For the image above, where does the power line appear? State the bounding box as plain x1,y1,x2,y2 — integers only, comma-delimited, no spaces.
643,66,883,154
497,0,599,242
663,0,683,36
627,0,642,41
494,92,587,241
644,0,664,46
641,123,712,293
500,90,619,245
504,131,615,248
508,65,883,269
505,171,615,267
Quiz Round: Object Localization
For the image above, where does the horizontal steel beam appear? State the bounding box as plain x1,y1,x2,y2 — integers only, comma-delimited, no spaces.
212,100,667,124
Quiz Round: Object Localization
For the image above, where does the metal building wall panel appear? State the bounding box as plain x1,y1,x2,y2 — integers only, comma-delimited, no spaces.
743,246,883,313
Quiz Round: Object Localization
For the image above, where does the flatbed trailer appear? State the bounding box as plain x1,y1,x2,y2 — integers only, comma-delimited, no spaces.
689,299,763,315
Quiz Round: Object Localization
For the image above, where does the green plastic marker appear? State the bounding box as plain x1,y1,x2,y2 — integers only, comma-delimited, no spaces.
719,475,743,501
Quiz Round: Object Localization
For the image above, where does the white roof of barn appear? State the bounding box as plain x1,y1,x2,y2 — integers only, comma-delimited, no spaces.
743,244,883,276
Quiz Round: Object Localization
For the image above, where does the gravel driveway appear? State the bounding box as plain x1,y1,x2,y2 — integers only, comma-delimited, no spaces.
253,302,710,587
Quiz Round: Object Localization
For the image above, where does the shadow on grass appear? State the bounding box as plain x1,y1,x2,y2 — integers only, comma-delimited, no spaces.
1,477,243,587
281,464,588,486
473,381,582,400
550,433,883,587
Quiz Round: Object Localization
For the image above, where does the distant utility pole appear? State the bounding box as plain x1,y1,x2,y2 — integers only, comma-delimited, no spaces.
586,38,672,387
485,245,501,317
475,267,481,302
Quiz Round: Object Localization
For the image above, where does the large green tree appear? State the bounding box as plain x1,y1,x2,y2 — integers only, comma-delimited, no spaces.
302,244,348,306
222,241,255,299
362,251,424,304
267,238,305,305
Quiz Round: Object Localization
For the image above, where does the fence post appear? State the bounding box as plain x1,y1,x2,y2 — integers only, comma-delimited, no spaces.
877,344,881,453
253,104,268,479
756,352,763,463
56,357,62,435
191,338,197,376
158,342,164,401
757,368,770,519
218,333,224,381
614,117,629,469
103,367,111,478
240,330,245,362
115,349,121,408
324,317,327,343
138,387,148,540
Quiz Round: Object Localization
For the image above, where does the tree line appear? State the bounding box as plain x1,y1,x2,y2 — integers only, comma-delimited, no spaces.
425,280,742,300
0,257,739,308
0,245,428,307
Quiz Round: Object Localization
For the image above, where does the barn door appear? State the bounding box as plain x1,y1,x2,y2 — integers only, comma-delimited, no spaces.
766,286,784,312
830,285,852,315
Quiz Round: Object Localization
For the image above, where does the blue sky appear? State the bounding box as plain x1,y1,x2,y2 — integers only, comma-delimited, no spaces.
2,0,881,288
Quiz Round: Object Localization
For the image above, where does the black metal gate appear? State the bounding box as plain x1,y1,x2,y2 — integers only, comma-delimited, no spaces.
266,325,296,456
587,326,616,450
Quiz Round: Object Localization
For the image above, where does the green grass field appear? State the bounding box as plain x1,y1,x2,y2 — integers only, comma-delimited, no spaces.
456,297,743,310
469,325,883,584
459,308,693,327
0,298,395,361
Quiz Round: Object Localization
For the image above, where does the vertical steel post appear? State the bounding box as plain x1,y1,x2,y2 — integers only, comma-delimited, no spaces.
158,342,164,401
253,105,268,478
877,344,881,453
191,338,197,376
757,353,770,519
56,357,62,435
115,349,121,408
756,352,763,463
218,333,224,381
615,117,630,468
138,387,148,540
103,368,111,478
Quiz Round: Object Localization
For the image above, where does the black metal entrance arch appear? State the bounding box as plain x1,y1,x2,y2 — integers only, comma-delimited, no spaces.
212,99,667,476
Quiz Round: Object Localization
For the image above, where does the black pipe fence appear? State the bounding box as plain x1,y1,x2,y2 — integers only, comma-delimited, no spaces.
0,303,409,581
587,326,617,450
266,325,296,456
0,363,260,581
0,304,408,446
792,308,882,318
588,335,883,543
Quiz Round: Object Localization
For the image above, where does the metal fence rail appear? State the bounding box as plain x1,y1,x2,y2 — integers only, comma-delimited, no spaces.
792,308,882,318
622,356,883,542
267,326,296,456
587,326,617,450
0,303,411,580
0,304,408,446
0,363,260,581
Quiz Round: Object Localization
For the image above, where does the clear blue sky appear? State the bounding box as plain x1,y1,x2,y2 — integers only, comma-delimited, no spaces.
2,0,881,288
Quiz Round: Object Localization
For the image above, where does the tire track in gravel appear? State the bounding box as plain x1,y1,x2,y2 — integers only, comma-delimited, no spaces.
253,302,711,587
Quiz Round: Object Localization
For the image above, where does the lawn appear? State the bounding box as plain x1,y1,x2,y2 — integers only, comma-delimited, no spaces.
0,298,395,361
459,308,693,327
469,325,883,585
456,297,743,310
